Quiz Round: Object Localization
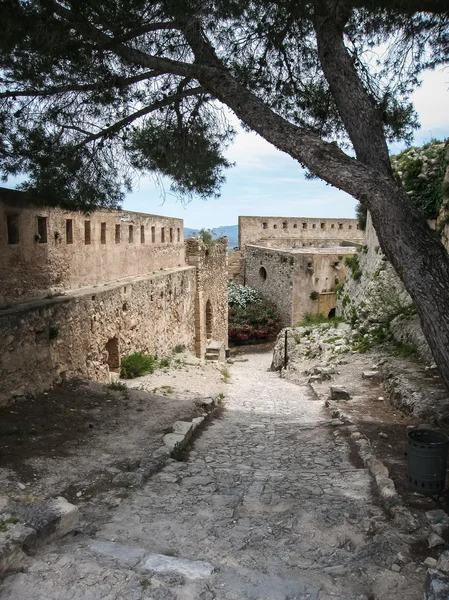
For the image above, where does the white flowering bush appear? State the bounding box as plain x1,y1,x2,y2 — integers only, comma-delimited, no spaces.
228,281,262,308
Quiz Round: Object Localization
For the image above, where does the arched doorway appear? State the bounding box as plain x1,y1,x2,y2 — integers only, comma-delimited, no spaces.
206,300,213,339
105,336,120,372
328,308,336,319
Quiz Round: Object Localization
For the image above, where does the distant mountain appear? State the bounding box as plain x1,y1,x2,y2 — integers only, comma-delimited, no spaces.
184,225,238,248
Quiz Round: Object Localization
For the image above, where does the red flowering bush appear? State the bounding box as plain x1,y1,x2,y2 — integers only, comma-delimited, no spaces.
228,299,282,345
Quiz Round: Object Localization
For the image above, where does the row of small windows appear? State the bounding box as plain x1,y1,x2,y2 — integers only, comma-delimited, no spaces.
5,214,181,246
261,221,359,231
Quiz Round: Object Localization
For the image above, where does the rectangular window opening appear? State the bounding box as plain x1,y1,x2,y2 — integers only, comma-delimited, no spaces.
140,225,145,243
100,222,106,244
84,220,91,245
177,228,180,242
170,227,173,243
7,214,19,244
321,223,325,230
302,223,307,229
151,226,155,243
37,216,48,243
339,223,343,230
115,224,121,244
66,219,73,244
129,225,134,243
262,222,268,230
161,227,165,243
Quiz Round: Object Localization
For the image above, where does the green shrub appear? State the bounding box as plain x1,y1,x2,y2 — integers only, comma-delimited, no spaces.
310,290,319,301
49,324,59,340
345,254,362,280
173,344,185,354
158,356,171,368
296,313,344,327
120,353,157,378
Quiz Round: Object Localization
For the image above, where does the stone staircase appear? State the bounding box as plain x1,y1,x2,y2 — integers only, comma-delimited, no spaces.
205,340,226,362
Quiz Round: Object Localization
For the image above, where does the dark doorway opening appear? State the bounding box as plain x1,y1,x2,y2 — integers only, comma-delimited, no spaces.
105,337,120,371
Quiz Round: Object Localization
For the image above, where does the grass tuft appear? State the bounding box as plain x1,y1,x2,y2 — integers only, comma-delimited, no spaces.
120,353,157,378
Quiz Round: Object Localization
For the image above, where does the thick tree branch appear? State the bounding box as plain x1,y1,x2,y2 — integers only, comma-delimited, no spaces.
114,21,182,43
313,0,392,174
0,71,161,99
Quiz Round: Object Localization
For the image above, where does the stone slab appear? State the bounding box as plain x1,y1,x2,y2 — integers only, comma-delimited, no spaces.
172,421,193,436
330,386,350,400
9,497,79,544
90,540,147,568
163,433,185,450
362,371,380,380
0,540,27,576
142,553,215,580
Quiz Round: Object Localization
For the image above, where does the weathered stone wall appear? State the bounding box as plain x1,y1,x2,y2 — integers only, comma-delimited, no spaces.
239,216,363,249
337,212,449,364
228,250,244,284
254,238,359,249
0,188,184,305
186,238,228,357
291,248,355,324
245,245,356,326
0,268,196,405
245,246,294,325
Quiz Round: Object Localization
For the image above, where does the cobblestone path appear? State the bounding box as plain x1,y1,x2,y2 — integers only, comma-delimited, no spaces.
0,352,422,600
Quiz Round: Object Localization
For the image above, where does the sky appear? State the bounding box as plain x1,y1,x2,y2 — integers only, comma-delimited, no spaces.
123,67,449,230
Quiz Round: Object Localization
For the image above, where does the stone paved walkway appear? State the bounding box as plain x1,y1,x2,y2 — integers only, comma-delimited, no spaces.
0,352,423,599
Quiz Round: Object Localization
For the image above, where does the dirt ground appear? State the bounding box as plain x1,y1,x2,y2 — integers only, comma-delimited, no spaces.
0,350,226,518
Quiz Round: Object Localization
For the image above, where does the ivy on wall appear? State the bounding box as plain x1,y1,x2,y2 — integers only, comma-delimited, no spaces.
391,140,447,220
356,139,447,227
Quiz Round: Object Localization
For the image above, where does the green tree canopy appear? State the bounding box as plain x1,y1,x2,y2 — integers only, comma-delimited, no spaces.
1,0,447,209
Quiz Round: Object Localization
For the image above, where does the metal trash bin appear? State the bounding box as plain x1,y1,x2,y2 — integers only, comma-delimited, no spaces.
407,429,449,496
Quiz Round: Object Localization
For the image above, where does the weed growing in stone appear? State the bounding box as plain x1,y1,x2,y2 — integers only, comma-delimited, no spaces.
173,345,185,354
221,368,231,383
345,254,362,280
216,392,225,405
120,353,157,378
107,381,127,391
296,313,344,327
158,356,171,369
171,441,188,461
390,340,419,359
153,385,174,396
0,516,18,532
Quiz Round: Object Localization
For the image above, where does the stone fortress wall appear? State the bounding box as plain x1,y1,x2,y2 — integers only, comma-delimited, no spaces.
186,238,229,359
234,215,363,326
238,216,363,249
0,189,228,406
245,245,357,326
0,187,184,305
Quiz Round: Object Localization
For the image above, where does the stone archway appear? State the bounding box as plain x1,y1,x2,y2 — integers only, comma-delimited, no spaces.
105,336,120,372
